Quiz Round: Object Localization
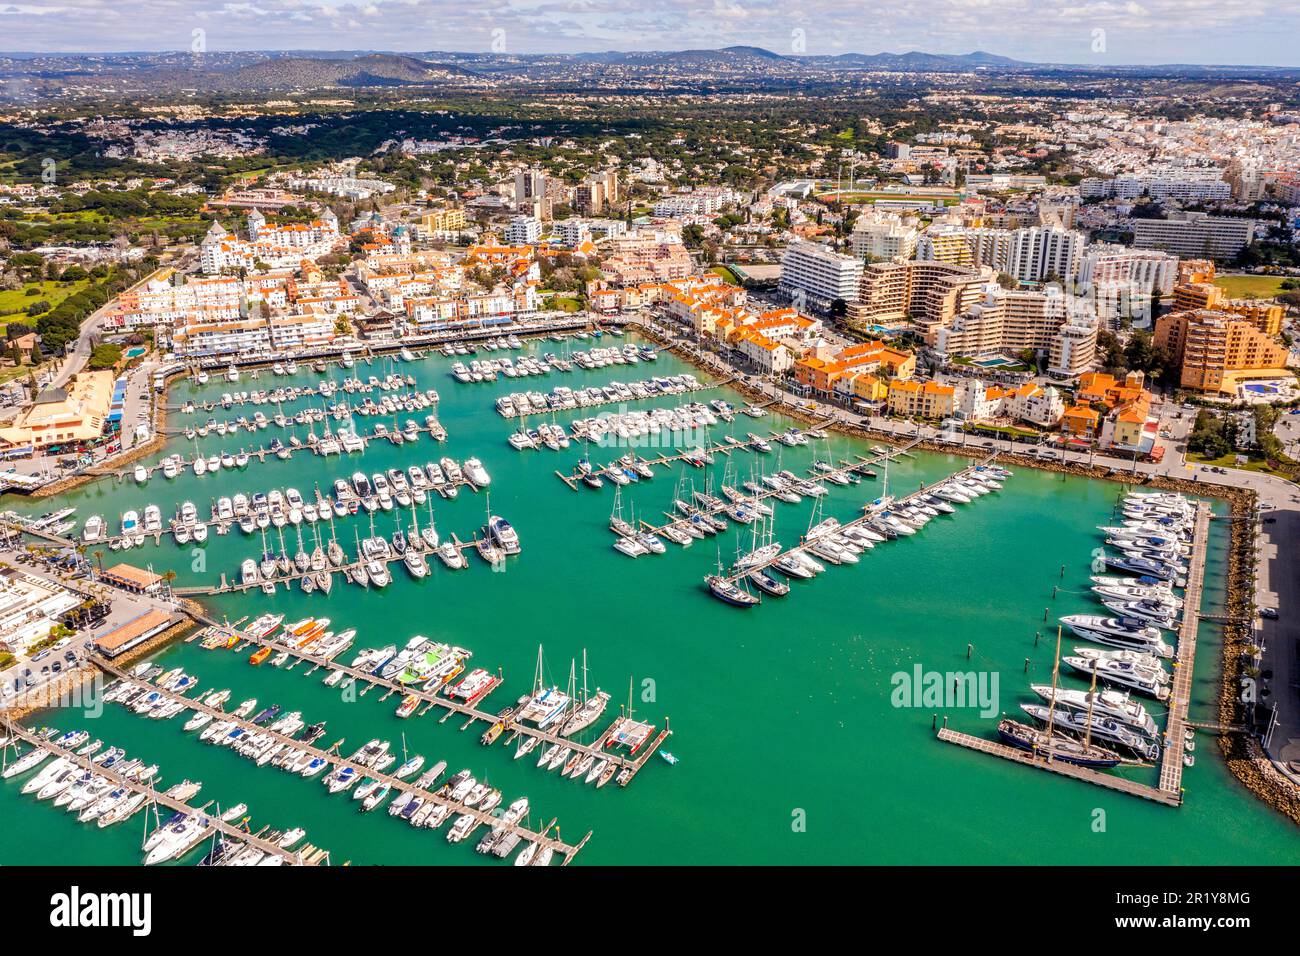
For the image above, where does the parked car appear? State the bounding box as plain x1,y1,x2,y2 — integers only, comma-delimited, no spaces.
1261,607,1279,620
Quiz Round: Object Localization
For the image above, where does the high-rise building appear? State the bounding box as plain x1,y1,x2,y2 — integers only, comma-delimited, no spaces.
514,167,547,206
575,168,620,215
1132,213,1255,260
779,241,863,312
1003,227,1085,284
916,225,1084,284
933,287,1098,379
849,212,919,262
1154,308,1289,393
852,260,986,334
1076,244,1179,296
915,225,974,266
1171,282,1283,335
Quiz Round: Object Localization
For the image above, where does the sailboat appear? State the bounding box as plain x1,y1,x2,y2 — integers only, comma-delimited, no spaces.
705,547,759,607
559,649,610,738
997,626,1121,768
610,486,635,538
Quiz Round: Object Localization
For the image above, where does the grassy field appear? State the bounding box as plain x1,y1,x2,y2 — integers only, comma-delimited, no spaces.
0,362,43,387
1185,449,1296,478
1213,275,1289,299
0,279,92,326
710,265,742,285
548,295,582,312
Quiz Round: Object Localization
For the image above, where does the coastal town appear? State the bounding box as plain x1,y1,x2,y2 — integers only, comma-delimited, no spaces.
0,27,1299,877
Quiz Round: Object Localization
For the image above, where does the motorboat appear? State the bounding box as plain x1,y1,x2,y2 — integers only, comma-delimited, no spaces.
1060,614,1173,657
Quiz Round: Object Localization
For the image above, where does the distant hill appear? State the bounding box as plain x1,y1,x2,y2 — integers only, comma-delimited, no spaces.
1,47,1296,105
216,54,478,91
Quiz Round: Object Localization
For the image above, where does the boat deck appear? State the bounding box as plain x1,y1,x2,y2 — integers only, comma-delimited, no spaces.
172,532,487,597
500,376,725,420
108,419,446,485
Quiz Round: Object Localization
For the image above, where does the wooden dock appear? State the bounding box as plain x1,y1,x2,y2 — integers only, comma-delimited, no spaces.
94,659,589,864
177,611,665,789
2,720,323,864
0,518,78,550
936,727,1178,806
1158,501,1210,800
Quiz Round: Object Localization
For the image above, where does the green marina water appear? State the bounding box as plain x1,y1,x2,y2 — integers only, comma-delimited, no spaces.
3,335,1298,865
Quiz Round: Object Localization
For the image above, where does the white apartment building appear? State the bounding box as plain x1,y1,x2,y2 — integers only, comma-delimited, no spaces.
1075,244,1179,296
917,225,1084,284
1004,227,1086,284
1048,318,1099,380
515,167,547,207
505,215,541,245
284,175,395,200
779,241,863,311
1080,170,1231,204
1132,212,1255,259
652,187,740,218
170,316,271,357
849,213,920,262
555,217,626,246
199,209,341,275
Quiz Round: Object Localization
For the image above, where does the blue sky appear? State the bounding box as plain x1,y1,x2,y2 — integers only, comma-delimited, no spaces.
3,0,1298,66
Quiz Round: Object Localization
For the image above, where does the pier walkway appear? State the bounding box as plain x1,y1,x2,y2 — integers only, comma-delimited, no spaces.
173,612,667,790
108,418,446,484
1158,501,1211,799
94,658,589,864
0,517,77,549
171,531,487,597
2,719,321,864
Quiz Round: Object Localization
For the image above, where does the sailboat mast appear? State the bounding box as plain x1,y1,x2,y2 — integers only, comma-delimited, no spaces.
1083,661,1099,750
1043,625,1063,760
581,649,589,704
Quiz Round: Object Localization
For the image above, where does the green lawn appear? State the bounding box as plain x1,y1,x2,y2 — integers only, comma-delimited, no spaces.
0,362,42,386
710,265,742,285
1213,275,1288,299
1185,450,1295,478
0,279,92,323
